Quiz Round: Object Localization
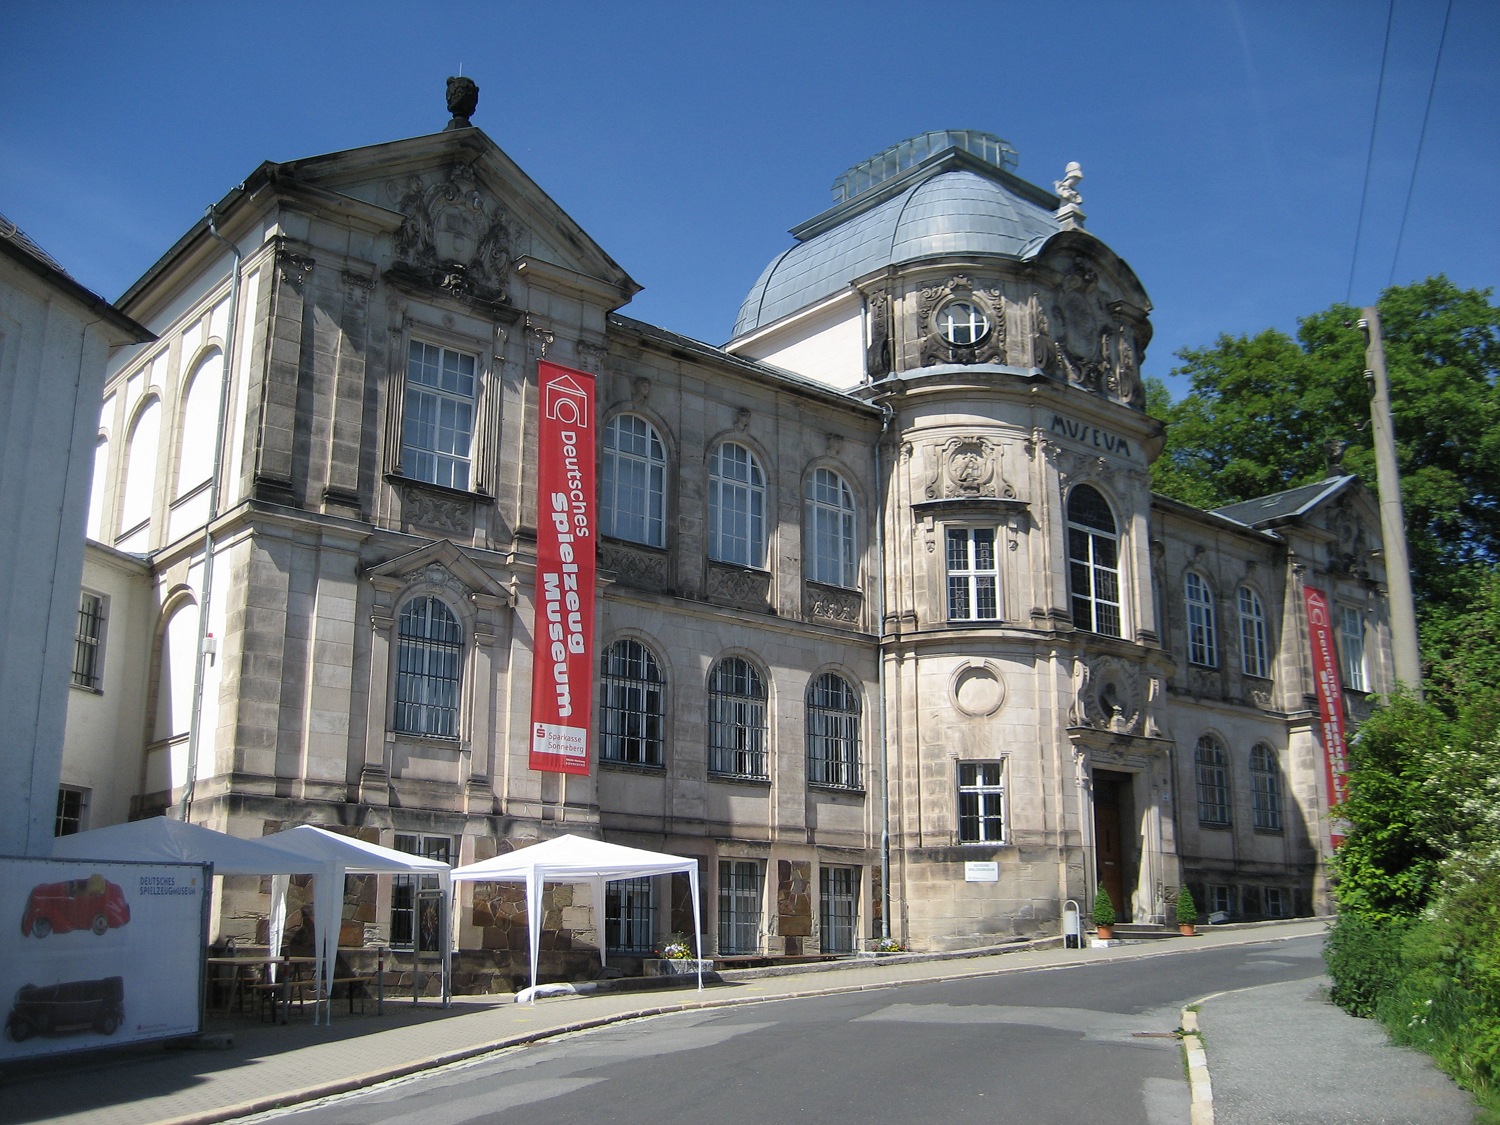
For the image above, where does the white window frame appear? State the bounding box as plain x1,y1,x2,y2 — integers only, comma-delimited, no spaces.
936,300,990,346
946,527,1000,621
1067,486,1122,637
957,760,1005,843
1238,587,1269,678
708,442,766,568
601,414,667,547
1208,884,1235,916
1185,572,1218,667
1263,886,1288,918
1339,606,1368,692
403,341,477,491
805,468,857,587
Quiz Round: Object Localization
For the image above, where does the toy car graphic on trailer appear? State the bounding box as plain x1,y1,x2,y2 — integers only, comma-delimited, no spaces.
21,873,130,937
5,977,125,1040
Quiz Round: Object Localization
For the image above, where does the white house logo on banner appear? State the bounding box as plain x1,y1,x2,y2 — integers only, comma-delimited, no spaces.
543,371,589,427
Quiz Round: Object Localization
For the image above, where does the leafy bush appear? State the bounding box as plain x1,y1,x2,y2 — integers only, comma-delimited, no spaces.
1324,913,1413,1017
1175,886,1198,927
1093,886,1116,928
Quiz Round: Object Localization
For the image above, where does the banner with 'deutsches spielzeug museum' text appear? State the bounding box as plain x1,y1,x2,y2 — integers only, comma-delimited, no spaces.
1303,586,1350,846
529,360,596,775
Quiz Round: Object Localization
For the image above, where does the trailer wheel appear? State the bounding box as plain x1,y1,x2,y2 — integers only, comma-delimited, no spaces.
7,1016,35,1042
93,1012,121,1035
91,914,109,936
32,917,51,938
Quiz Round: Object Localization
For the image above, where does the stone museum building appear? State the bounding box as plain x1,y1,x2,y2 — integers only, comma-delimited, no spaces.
60,94,1394,977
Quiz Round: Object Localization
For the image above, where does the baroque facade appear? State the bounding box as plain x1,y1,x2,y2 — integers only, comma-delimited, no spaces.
62,114,1392,976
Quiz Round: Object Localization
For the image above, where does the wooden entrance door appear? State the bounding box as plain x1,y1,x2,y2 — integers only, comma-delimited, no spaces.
1094,775,1125,922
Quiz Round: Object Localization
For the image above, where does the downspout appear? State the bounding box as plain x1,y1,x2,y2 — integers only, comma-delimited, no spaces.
181,208,242,820
875,401,894,938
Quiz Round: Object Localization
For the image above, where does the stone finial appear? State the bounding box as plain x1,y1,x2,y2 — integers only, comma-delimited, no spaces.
1324,438,1348,477
445,76,479,130
1054,161,1086,230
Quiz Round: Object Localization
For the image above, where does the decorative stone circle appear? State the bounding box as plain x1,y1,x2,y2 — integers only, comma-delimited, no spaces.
952,662,1006,717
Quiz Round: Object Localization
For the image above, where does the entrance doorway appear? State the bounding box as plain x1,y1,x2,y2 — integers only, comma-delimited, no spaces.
1093,770,1135,923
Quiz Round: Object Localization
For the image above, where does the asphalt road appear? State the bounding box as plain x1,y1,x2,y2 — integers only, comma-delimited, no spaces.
254,935,1328,1125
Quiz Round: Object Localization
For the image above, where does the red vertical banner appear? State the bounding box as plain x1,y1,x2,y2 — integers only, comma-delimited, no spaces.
528,360,596,776
1303,586,1350,846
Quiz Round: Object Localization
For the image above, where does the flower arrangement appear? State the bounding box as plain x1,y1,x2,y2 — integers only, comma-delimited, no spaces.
657,934,694,960
871,937,905,953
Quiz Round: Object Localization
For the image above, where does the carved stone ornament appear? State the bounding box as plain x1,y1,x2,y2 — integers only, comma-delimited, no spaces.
573,338,608,375
1326,497,1369,577
277,248,314,291
402,484,474,535
1187,667,1222,701
706,563,771,609
804,581,862,625
865,291,892,378
952,663,1007,717
386,163,511,305
445,76,479,129
600,543,668,591
1076,656,1144,734
918,276,1005,368
925,436,1016,500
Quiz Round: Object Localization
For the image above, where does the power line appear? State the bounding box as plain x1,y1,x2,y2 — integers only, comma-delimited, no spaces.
1346,0,1396,306
1389,0,1454,289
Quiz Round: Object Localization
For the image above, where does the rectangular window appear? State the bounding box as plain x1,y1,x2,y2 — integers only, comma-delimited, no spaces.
946,528,999,621
73,593,105,689
717,860,763,955
1263,886,1287,918
55,786,89,836
819,866,859,954
1239,588,1269,678
403,342,476,491
1208,884,1234,916
957,761,1005,842
391,834,451,948
605,877,655,953
1339,607,1367,691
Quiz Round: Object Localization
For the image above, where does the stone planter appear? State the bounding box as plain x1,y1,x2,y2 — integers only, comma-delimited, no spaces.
644,958,713,977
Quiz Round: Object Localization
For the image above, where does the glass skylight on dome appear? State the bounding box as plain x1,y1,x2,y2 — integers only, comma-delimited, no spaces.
831,131,1019,203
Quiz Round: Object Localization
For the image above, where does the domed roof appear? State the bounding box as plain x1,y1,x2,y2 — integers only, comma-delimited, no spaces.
732,166,1061,339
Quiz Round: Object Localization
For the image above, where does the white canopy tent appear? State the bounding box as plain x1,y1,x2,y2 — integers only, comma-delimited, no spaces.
450,834,704,1002
51,817,323,878
258,825,453,1022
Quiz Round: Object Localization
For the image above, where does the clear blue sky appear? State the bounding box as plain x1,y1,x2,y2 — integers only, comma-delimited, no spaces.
3,1,1495,397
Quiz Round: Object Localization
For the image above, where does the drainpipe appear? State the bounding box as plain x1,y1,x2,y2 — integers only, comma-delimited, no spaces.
874,401,894,938
181,207,242,820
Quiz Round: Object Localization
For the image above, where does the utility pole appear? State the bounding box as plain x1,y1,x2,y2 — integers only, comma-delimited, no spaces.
1360,307,1422,696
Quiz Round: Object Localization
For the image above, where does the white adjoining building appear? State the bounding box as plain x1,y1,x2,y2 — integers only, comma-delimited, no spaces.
59,105,1391,983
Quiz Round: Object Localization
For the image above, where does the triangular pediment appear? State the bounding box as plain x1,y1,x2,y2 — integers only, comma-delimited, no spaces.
366,539,509,601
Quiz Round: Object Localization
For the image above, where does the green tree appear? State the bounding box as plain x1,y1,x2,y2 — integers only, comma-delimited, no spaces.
1150,277,1500,610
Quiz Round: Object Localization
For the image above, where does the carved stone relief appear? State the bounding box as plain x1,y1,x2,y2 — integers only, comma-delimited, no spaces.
1186,667,1222,700
952,663,1007,717
385,163,511,305
706,563,771,610
1326,497,1369,577
917,276,1005,367
402,485,474,535
804,581,862,625
1076,656,1144,734
600,543,668,591
865,291,891,378
573,339,608,375
924,436,1016,500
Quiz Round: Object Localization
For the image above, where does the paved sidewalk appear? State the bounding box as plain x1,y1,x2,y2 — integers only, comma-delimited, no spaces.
0,919,1328,1125
1198,974,1477,1125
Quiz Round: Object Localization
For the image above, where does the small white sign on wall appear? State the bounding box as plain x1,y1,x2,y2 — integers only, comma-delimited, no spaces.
964,861,999,882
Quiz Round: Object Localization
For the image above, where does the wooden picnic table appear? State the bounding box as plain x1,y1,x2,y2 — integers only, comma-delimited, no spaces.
205,956,318,1023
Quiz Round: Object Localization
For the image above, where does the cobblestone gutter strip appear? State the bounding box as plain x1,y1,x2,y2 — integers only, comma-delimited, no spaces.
713,935,1065,982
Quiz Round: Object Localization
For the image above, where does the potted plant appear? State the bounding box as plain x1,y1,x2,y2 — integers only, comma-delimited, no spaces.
1093,886,1117,941
1176,886,1198,936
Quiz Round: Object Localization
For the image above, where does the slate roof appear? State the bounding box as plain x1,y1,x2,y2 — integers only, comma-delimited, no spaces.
0,211,152,342
0,211,72,277
1212,475,1357,527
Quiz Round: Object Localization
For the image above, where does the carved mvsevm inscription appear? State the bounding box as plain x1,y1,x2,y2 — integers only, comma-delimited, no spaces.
1050,414,1130,457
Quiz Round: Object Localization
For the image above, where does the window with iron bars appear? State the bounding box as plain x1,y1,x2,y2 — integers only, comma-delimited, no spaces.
819,866,859,954
707,657,767,779
73,593,105,689
958,761,1005,842
605,877,655,953
394,597,462,738
391,834,450,948
600,639,665,766
55,787,88,837
718,860,763,955
806,673,860,789
1196,736,1231,826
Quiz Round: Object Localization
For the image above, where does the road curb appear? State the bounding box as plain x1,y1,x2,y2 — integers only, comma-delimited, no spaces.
1179,1006,1214,1125
147,926,1323,1125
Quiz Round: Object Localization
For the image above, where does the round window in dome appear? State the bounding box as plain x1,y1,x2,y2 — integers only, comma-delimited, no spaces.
937,301,990,346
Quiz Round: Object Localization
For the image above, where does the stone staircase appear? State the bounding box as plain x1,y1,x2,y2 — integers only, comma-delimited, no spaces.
1109,922,1184,941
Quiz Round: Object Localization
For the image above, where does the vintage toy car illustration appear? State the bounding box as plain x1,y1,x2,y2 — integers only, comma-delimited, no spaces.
5,977,125,1040
20,873,131,937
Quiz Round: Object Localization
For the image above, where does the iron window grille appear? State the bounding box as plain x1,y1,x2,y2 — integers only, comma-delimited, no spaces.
946,528,999,621
1185,573,1218,667
73,593,105,689
806,673,861,788
708,442,765,568
958,761,1005,842
1239,587,1269,678
1066,486,1121,637
403,342,477,491
718,860,763,955
601,415,667,546
391,834,450,948
1250,744,1283,831
55,787,88,837
1195,736,1231,826
605,876,655,953
394,597,463,738
707,657,768,779
600,639,665,767
805,468,857,587
1339,607,1368,691
819,866,859,954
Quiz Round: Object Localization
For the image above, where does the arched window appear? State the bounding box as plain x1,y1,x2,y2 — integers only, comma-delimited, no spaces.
394,597,462,737
601,415,666,547
806,673,860,788
120,398,161,537
155,599,199,742
1239,587,1269,678
1067,485,1121,636
708,442,765,568
87,434,109,541
1339,607,1368,692
707,657,767,779
177,349,223,497
805,468,856,587
1251,744,1283,831
1195,735,1231,826
599,639,665,766
1185,572,1217,667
